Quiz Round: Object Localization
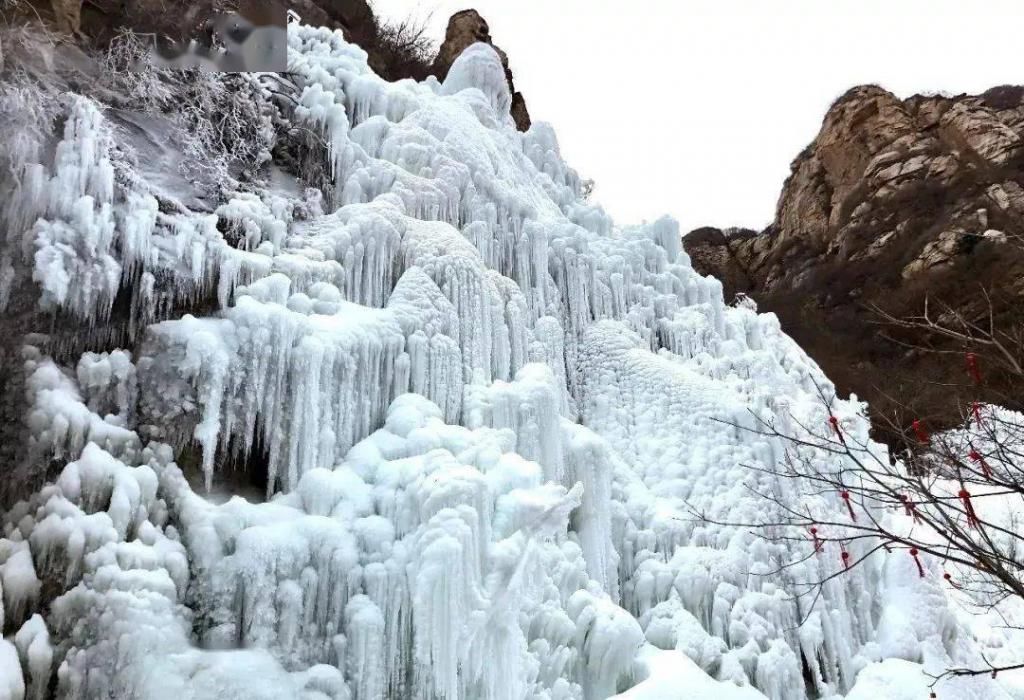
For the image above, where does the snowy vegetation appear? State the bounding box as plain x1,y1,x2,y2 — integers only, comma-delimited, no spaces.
0,20,1020,700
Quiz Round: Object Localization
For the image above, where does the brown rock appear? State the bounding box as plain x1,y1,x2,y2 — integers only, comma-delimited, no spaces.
684,83,1024,443
50,0,82,34
286,0,333,30
433,9,532,131
433,9,493,75
940,102,1022,166
510,91,532,133
683,227,756,295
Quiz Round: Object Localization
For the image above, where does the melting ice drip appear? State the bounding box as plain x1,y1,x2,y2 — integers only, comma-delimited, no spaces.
0,24,1005,700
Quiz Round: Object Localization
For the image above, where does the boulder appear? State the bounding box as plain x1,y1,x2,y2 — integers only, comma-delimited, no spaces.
433,9,531,131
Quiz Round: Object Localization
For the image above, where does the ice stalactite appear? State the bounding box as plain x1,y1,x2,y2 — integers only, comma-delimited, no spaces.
1,421,348,699
466,364,568,483
345,595,386,700
562,424,620,602
137,275,409,494
568,590,644,699
0,640,26,700
146,393,621,699
440,44,514,127
463,365,619,601
386,267,464,420
23,350,141,478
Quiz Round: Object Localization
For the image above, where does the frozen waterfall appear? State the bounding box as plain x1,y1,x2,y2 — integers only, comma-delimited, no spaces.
0,23,1012,700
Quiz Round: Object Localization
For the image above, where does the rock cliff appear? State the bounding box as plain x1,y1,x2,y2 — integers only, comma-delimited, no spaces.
432,9,532,131
685,85,1024,441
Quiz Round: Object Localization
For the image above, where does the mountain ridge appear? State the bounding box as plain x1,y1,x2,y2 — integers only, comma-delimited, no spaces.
684,83,1024,442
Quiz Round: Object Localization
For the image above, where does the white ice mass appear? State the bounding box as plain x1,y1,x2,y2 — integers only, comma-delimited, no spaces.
0,23,1018,700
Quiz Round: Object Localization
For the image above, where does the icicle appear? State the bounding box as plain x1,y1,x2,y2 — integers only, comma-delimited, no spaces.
14,615,52,700
0,641,25,700
345,596,386,700
972,400,983,429
943,572,961,590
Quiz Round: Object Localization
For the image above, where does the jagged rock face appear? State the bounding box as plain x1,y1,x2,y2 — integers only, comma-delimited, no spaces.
685,84,1024,439
683,227,756,296
433,9,532,131
287,0,338,31
304,0,375,33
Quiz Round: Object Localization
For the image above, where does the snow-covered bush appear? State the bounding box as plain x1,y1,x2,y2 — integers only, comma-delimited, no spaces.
100,30,277,191
0,27,66,179
722,391,1024,692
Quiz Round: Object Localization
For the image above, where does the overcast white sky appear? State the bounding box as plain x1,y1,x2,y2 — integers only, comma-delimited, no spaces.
370,0,1023,233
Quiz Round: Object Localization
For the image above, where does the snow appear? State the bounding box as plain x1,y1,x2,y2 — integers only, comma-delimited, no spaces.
0,18,1018,700
846,658,1014,700
612,646,768,699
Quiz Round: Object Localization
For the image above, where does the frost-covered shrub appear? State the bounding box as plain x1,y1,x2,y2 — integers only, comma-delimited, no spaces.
0,28,66,180
179,72,276,183
0,77,60,178
99,31,175,109
95,30,277,193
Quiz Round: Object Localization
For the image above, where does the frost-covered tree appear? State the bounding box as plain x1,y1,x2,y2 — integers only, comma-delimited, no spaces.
712,342,1024,689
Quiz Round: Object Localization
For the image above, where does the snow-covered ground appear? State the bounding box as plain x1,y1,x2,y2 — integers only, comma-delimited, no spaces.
0,22,1019,699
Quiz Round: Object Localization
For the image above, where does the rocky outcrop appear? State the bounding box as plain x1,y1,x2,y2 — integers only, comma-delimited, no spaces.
432,9,532,131
685,84,1024,441
683,227,757,295
19,1,532,128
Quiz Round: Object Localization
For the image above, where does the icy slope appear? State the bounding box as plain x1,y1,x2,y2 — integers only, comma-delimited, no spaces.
0,24,1009,699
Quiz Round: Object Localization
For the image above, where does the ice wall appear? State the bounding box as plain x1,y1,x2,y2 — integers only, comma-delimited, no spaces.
0,23,1006,700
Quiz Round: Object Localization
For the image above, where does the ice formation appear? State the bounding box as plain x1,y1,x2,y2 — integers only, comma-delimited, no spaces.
0,22,1018,700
